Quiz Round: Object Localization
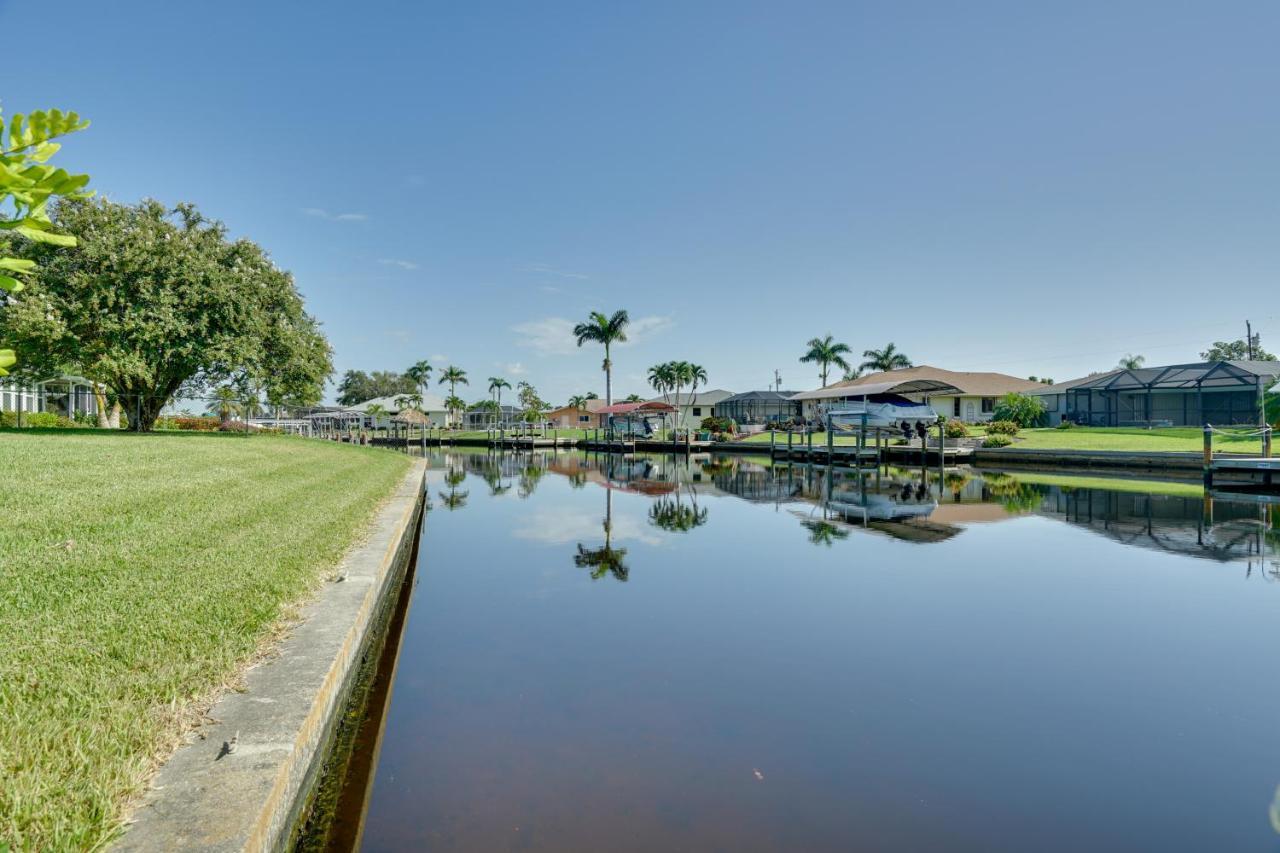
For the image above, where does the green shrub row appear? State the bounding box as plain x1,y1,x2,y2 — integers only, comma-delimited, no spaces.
0,411,83,429
982,433,1014,448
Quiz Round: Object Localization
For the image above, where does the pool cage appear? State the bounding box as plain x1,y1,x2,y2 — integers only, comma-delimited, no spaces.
1064,361,1280,427
713,391,801,426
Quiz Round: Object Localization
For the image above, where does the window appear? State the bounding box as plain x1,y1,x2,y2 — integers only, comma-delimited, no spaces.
579,414,590,423
952,398,961,417
693,407,702,416
981,397,995,413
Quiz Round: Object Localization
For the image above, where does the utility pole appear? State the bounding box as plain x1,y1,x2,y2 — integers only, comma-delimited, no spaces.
774,369,782,392
1247,320,1254,360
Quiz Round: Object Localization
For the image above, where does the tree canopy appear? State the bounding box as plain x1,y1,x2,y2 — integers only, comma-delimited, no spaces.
1,107,92,376
0,198,332,430
1201,334,1277,362
336,370,417,406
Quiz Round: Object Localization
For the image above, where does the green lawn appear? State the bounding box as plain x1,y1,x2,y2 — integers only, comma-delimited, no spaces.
0,431,412,850
1000,426,1268,455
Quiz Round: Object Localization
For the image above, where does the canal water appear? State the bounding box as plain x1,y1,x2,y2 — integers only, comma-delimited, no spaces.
336,450,1280,851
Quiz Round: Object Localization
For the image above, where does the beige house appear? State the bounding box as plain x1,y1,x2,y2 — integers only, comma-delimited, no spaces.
793,366,1045,423
546,399,607,429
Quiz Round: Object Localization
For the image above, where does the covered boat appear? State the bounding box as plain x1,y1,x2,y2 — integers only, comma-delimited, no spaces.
827,393,940,434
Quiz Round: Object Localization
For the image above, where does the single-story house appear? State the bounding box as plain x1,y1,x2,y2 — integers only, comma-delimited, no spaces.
0,375,101,419
646,389,734,428
546,399,607,429
791,366,1044,423
1028,360,1280,427
351,393,450,428
713,390,801,425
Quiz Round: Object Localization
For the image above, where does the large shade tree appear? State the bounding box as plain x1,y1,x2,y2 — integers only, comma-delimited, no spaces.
335,370,417,406
574,309,629,406
0,198,332,430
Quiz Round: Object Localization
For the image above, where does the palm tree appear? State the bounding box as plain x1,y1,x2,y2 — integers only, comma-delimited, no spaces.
687,363,708,430
841,366,864,382
365,403,388,433
624,393,644,402
1118,354,1145,370
405,360,432,399
211,386,240,427
800,335,853,387
438,366,468,427
859,342,912,374
488,376,510,427
573,309,630,406
567,394,590,410
444,394,466,428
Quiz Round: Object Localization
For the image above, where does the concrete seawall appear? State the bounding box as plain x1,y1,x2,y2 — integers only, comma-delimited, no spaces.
116,460,428,852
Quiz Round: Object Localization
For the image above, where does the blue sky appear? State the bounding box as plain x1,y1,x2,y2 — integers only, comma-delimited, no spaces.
4,1,1278,403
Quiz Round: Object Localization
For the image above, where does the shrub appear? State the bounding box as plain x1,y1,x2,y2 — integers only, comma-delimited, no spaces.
991,392,1046,428
0,411,80,428
1055,420,1078,430
986,420,1020,436
160,416,220,431
982,433,1014,448
944,418,968,439
700,416,735,434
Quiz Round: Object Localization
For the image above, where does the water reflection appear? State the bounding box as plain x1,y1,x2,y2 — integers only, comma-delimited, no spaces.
431,449,1279,569
352,448,1280,851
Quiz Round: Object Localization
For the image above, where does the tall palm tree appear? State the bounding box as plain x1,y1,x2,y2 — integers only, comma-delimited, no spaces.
859,342,912,374
1118,353,1145,370
800,335,853,387
405,360,433,400
488,376,510,427
438,366,468,427
687,363,708,429
573,309,630,406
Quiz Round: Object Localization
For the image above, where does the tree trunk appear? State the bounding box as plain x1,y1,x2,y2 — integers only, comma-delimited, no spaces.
93,384,112,429
107,401,122,429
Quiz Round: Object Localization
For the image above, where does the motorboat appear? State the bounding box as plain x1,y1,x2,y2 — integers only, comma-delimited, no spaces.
826,393,941,436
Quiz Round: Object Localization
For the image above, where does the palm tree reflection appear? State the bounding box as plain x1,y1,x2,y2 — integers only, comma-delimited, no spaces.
801,518,851,546
574,486,629,581
648,495,709,533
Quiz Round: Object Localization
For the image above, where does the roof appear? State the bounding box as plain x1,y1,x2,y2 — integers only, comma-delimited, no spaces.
1026,374,1109,395
597,401,677,415
391,408,429,424
646,389,734,406
545,404,602,417
1061,360,1280,393
719,390,800,403
351,393,448,413
791,366,1043,401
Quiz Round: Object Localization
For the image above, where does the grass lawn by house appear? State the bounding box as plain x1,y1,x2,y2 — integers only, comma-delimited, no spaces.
0,431,412,850
1001,426,1268,455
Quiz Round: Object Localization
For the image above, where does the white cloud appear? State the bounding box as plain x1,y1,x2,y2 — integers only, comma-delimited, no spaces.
301,207,369,222
430,353,449,363
504,361,528,376
513,314,674,356
524,262,588,280
618,315,675,346
539,284,564,294
513,317,579,355
514,506,662,546
377,258,419,270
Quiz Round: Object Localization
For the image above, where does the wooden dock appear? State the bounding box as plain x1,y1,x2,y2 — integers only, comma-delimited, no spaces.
1208,456,1278,488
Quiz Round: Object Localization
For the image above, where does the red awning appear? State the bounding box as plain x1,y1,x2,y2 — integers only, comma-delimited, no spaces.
595,401,676,415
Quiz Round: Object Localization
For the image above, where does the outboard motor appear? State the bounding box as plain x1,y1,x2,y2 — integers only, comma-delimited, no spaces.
900,420,914,439
915,421,928,438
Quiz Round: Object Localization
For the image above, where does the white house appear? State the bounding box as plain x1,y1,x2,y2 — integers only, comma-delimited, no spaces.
646,389,734,429
351,393,450,428
0,375,100,420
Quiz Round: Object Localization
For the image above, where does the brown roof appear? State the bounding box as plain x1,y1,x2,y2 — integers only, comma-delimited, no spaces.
391,408,429,424
817,365,1045,397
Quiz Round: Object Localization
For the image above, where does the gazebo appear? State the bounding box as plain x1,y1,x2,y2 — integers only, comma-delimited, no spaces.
595,401,677,437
